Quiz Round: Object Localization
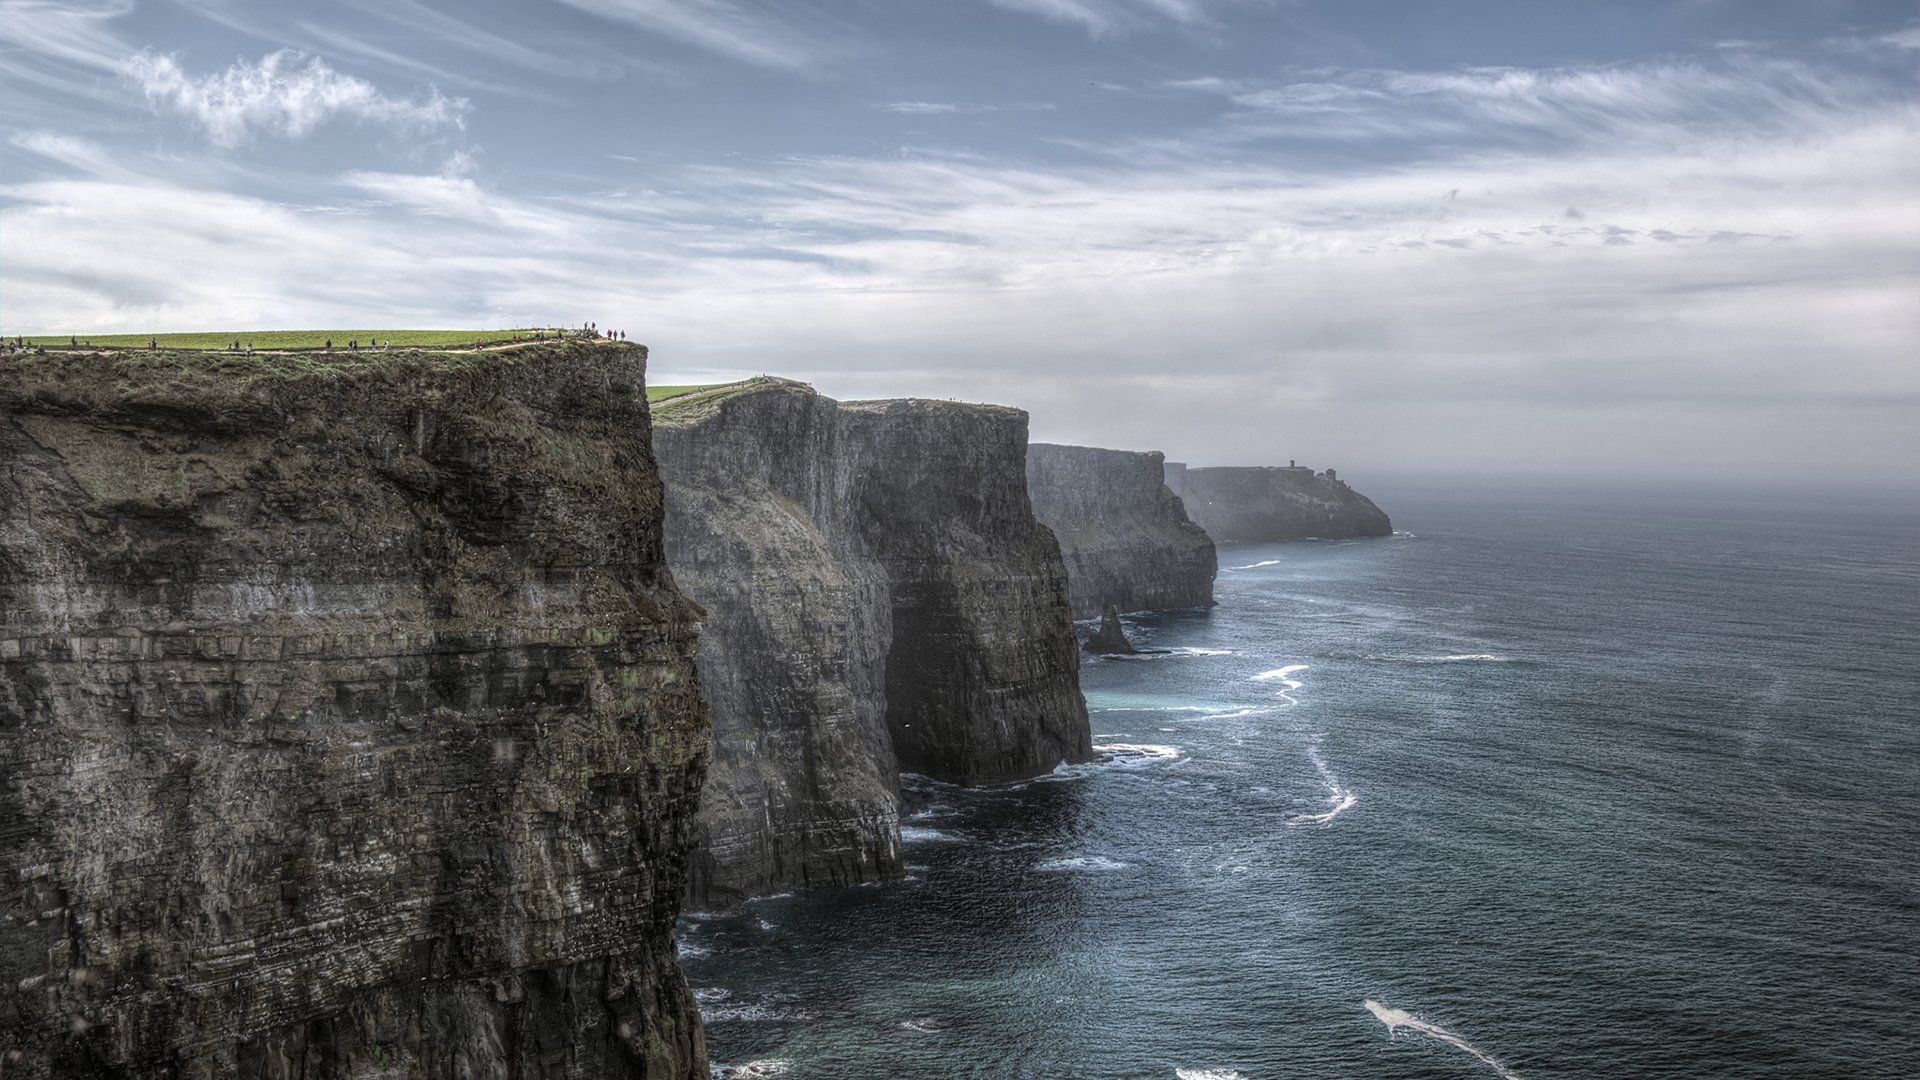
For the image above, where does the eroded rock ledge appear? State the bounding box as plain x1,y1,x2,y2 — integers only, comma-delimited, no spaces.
653,379,1092,910
1,343,709,1078
1165,462,1391,542
1026,443,1215,619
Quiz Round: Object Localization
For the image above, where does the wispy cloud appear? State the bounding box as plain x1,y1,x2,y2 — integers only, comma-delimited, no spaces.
980,0,1221,35
1164,51,1899,149
878,101,1000,115
874,101,1056,116
549,0,821,69
124,49,466,147
1881,23,1920,50
0,0,130,69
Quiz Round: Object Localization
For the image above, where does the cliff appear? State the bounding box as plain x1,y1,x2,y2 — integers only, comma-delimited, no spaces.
1,343,710,1078
1169,464,1391,542
653,379,1091,909
1026,444,1215,618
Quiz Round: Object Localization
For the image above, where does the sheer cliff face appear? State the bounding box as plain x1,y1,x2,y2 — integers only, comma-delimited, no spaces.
839,401,1091,786
654,380,1091,907
1026,444,1216,619
652,384,900,911
1172,466,1392,542
0,345,709,1079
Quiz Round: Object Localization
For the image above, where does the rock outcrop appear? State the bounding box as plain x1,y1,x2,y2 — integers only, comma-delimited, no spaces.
653,379,1091,909
1082,605,1138,655
1168,464,1391,542
1026,444,1215,618
1,343,710,1078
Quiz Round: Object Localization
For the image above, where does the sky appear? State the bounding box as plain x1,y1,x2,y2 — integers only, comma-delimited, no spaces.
2,1,1917,485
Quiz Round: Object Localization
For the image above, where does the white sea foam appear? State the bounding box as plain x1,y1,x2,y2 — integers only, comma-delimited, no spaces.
693,987,731,1004
899,1018,943,1033
1225,558,1283,570
1107,646,1234,661
901,826,957,843
1251,663,1308,704
1372,653,1513,664
1035,855,1130,872
1175,1069,1249,1080
1287,748,1358,827
1363,1000,1522,1080
711,1060,792,1078
700,1002,782,1022
1096,742,1183,765
1040,741,1185,782
701,993,816,1024
1194,708,1264,722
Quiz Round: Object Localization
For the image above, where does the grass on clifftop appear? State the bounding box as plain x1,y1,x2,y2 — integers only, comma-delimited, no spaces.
1,340,647,403
646,383,727,403
16,329,550,350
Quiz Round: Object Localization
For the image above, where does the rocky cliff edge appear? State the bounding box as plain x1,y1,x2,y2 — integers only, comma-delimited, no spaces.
652,378,1091,909
1026,443,1215,619
1,343,710,1078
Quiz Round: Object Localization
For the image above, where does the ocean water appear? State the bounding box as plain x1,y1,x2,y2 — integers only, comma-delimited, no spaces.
680,483,1920,1079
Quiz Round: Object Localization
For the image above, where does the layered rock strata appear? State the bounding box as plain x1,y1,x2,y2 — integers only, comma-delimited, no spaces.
1026,444,1215,618
1168,464,1391,542
653,379,1091,909
1,343,709,1078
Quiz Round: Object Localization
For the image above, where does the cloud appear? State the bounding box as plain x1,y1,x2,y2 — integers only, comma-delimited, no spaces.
0,0,130,69
169,0,630,88
9,131,127,178
549,0,820,69
4,30,1916,484
877,102,999,115
123,49,466,147
1168,51,1895,148
1881,23,1920,50
979,0,1220,35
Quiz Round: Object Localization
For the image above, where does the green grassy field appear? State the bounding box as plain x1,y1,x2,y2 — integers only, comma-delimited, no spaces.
15,329,552,350
646,383,727,403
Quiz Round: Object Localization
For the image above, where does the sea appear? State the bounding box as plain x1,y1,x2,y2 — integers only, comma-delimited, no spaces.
679,480,1920,1079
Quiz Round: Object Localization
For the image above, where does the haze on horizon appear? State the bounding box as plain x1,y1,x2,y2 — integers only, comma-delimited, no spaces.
2,0,1916,487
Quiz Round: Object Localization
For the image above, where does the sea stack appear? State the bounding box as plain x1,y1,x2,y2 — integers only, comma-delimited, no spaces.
0,343,711,1076
653,378,1092,909
1083,604,1139,655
